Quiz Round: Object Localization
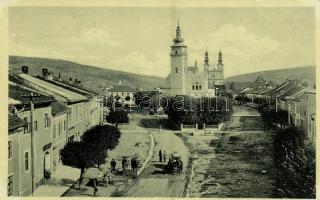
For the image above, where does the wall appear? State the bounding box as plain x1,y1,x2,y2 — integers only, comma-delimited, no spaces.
17,106,52,193
51,113,67,173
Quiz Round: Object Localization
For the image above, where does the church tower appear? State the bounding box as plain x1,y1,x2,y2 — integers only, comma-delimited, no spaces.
170,20,188,96
204,49,209,72
216,50,224,85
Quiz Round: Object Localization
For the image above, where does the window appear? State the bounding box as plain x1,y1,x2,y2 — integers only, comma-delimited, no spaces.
196,85,198,90
45,113,51,128
199,85,202,90
23,117,29,134
58,123,62,135
176,67,178,73
59,150,62,163
175,50,178,55
53,125,56,138
24,152,29,171
68,135,74,143
8,141,12,159
33,121,38,131
192,85,195,90
8,175,13,196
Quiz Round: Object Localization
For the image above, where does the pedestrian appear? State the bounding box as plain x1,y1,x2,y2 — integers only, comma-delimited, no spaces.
159,150,162,162
122,157,127,175
93,186,99,197
163,150,167,163
110,158,116,173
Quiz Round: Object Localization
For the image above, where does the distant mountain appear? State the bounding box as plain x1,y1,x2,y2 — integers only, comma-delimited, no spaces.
225,66,316,84
9,56,168,93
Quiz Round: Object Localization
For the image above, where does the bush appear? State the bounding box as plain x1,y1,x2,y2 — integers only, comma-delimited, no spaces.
273,127,315,198
107,110,129,127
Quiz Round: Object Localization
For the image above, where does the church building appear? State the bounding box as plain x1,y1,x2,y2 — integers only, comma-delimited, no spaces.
169,21,224,97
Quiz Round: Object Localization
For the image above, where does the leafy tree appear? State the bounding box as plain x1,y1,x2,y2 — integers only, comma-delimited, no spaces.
125,96,131,101
107,110,129,127
229,82,235,91
60,141,105,181
165,96,232,125
60,124,122,187
82,125,121,151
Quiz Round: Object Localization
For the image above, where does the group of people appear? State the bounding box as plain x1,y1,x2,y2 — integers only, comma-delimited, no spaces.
110,156,139,177
158,149,167,163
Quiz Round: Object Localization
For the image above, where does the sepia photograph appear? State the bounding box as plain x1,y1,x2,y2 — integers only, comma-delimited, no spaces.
5,1,317,198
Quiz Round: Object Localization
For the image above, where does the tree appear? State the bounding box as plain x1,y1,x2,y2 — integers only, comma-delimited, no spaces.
107,110,129,127
60,142,105,181
60,124,122,188
82,125,121,151
229,82,235,91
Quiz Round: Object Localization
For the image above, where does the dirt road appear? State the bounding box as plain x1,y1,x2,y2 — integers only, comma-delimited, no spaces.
118,129,190,197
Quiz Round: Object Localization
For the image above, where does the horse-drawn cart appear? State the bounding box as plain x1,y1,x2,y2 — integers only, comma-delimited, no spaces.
166,152,183,174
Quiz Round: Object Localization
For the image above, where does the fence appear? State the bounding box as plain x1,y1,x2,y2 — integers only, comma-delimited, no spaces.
180,123,224,135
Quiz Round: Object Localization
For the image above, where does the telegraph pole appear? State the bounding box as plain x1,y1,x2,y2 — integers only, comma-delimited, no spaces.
21,92,40,195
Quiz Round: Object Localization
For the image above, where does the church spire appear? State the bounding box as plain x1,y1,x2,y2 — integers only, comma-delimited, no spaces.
218,50,223,66
173,19,184,44
204,49,209,65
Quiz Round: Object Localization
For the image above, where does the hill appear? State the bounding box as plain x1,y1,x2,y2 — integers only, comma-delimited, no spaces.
9,56,168,93
225,66,315,84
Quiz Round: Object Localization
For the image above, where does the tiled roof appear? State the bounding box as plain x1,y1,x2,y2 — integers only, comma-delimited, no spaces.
9,74,25,85
254,75,266,83
51,101,70,116
9,84,54,106
9,114,26,131
264,79,292,95
19,74,88,102
284,87,309,102
187,66,198,73
40,77,98,96
109,85,136,92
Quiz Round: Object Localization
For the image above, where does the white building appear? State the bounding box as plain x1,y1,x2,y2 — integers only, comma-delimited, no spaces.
169,21,224,97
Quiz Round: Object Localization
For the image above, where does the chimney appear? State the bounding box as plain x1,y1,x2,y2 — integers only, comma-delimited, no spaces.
42,68,49,79
47,72,53,80
58,73,62,81
21,66,29,74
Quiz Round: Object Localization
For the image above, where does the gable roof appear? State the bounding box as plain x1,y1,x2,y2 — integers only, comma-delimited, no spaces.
19,73,88,103
51,101,70,116
254,75,266,83
109,85,136,92
9,84,54,106
9,114,26,132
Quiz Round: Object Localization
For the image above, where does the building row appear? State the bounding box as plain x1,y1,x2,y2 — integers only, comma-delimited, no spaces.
8,66,103,196
237,77,316,146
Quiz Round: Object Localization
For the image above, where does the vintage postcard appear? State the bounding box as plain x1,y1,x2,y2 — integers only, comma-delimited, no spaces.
1,0,319,199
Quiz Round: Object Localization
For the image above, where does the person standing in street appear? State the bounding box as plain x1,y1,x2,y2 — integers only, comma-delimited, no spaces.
93,186,99,197
110,158,116,173
163,150,167,163
122,157,127,175
159,150,162,162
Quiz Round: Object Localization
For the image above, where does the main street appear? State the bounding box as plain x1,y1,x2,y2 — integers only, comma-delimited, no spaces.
64,105,275,197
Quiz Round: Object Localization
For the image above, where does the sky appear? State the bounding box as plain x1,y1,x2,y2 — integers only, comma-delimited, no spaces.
9,7,315,78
